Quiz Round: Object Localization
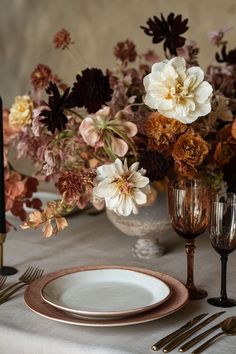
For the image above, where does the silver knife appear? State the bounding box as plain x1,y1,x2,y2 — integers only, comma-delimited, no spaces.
162,311,226,353
151,313,208,351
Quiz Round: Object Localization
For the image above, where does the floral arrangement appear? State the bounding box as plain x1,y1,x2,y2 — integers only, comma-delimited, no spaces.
4,13,236,237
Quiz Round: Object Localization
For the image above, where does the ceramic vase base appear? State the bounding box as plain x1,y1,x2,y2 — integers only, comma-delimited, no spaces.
187,286,207,300
132,238,165,259
207,297,236,308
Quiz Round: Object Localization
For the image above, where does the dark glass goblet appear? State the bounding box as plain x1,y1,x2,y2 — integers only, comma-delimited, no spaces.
208,193,236,307
168,179,209,300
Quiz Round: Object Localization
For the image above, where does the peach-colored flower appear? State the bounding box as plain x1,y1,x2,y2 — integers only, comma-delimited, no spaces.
79,107,137,157
21,201,68,238
145,112,187,152
3,109,20,144
172,129,209,167
214,142,234,166
5,171,25,211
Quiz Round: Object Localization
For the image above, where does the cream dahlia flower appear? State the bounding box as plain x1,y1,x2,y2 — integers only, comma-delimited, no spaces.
9,95,34,128
143,57,213,124
93,158,150,216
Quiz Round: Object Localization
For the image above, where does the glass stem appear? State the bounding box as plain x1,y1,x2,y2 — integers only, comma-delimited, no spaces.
185,239,196,290
220,253,228,301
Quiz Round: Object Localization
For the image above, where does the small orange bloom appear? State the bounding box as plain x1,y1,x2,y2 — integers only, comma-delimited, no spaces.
172,129,209,167
214,142,234,166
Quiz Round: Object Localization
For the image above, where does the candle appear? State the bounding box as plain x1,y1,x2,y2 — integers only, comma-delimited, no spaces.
0,97,6,233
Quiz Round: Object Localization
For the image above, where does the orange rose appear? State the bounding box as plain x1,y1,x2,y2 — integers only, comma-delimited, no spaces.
172,129,209,167
145,112,187,152
214,142,234,166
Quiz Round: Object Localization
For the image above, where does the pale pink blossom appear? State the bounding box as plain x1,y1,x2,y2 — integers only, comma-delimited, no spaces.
208,26,233,46
79,107,137,157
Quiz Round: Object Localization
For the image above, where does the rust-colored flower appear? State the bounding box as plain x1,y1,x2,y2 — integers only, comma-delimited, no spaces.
31,64,53,90
113,39,137,63
53,29,74,50
175,161,198,179
145,112,187,152
214,142,234,166
57,169,96,206
172,129,209,167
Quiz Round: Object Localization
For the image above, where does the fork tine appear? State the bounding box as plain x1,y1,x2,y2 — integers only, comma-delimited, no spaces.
0,276,6,288
19,266,33,280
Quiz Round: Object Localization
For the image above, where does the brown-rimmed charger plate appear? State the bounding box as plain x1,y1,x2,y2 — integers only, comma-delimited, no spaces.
24,265,188,327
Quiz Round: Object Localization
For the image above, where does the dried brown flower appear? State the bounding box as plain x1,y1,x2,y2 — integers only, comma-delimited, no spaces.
231,119,236,140
31,64,53,90
172,129,209,167
53,29,74,50
175,161,198,179
214,142,234,166
57,169,96,205
113,39,137,63
145,112,187,152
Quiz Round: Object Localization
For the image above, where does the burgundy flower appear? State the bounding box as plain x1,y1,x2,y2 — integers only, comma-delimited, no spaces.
53,29,74,50
141,13,188,56
139,150,170,182
40,82,74,133
71,68,113,113
113,39,137,63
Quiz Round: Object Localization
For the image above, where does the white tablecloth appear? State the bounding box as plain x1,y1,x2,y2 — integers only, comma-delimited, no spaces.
1,211,236,354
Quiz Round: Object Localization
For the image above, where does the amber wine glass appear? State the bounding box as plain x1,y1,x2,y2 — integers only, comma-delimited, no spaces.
168,179,210,300
208,193,236,307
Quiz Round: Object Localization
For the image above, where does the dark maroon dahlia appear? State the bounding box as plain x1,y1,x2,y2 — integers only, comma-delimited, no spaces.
139,150,170,182
71,68,113,113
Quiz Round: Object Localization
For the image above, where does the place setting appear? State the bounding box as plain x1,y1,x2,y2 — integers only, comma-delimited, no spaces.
2,5,236,354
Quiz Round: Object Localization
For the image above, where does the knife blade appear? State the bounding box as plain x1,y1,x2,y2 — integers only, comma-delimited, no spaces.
162,311,226,353
151,313,208,351
178,321,223,352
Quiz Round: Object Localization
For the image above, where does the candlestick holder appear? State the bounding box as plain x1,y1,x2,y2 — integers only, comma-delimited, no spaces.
0,233,17,275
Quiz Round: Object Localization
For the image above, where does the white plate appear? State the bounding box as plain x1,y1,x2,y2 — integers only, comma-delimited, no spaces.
41,268,171,319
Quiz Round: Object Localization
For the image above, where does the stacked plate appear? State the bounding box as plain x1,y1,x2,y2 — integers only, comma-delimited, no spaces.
24,265,189,327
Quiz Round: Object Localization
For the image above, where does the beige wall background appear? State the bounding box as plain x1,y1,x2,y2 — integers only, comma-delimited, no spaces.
1,0,236,107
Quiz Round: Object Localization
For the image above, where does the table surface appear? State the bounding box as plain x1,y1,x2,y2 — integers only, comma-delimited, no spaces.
1,208,236,354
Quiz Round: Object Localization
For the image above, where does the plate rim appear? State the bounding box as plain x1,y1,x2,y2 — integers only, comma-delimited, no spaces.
24,265,188,327
40,268,172,318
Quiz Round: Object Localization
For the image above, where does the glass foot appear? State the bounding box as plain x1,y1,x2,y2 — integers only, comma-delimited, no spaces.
187,287,208,300
0,266,18,276
207,297,236,308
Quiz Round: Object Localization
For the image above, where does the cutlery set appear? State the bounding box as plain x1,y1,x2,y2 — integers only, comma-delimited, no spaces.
0,266,43,304
152,312,236,353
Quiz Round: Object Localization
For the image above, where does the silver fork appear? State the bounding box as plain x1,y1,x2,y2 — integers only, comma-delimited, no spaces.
0,266,35,296
0,267,44,303
0,275,7,289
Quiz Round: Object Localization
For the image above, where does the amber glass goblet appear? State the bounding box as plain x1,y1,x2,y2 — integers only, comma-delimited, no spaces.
168,179,209,300
208,193,236,307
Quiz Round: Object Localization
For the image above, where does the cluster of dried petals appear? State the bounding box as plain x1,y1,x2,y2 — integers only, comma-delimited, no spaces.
57,169,96,208
31,64,53,90
9,95,34,129
145,112,187,152
172,129,209,172
53,29,74,50
214,142,234,166
21,201,68,238
113,39,137,63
